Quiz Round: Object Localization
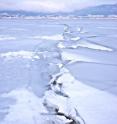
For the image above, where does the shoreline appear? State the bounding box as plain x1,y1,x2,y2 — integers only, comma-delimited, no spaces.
0,17,117,20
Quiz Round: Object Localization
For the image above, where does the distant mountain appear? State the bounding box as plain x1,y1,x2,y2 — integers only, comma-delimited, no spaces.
74,3,117,16
0,10,48,16
0,10,70,17
0,3,117,18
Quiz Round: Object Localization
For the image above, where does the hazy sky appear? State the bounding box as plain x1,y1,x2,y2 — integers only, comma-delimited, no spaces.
0,0,117,12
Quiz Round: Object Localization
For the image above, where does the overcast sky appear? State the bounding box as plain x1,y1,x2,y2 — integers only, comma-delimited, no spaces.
0,0,117,12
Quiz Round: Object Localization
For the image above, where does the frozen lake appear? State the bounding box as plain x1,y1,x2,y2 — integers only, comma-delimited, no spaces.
0,19,117,124
0,19,117,95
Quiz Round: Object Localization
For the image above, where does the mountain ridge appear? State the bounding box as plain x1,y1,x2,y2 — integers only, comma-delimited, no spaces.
74,3,117,16
0,3,117,17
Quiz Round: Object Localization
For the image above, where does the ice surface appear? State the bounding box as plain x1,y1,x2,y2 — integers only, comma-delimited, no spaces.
31,34,63,41
0,19,117,124
0,70,117,124
0,51,39,60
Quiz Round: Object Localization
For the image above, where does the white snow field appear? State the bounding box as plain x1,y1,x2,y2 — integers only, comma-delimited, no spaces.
0,19,117,124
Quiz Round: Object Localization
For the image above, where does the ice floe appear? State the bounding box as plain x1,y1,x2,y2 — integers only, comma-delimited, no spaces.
61,51,96,63
58,40,113,51
77,41,113,51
